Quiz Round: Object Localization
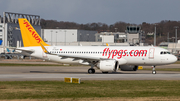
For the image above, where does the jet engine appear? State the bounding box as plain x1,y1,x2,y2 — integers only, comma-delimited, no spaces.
119,65,138,71
96,60,118,72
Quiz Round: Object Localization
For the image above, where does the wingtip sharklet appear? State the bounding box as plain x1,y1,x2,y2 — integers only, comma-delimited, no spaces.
40,43,49,54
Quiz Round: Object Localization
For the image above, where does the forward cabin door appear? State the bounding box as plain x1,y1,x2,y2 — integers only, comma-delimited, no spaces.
149,48,155,59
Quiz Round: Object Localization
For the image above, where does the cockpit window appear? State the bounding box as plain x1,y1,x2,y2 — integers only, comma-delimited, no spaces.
160,51,171,55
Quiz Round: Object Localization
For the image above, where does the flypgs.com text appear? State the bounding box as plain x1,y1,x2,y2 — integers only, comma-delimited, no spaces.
102,48,147,59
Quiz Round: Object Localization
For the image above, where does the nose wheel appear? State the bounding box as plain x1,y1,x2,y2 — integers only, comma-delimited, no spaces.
152,66,156,74
88,68,95,74
152,70,156,74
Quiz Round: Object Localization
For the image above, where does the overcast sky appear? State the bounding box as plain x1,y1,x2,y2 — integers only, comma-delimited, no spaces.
0,0,180,25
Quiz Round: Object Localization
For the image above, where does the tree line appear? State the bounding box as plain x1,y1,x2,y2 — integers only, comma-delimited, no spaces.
41,19,180,45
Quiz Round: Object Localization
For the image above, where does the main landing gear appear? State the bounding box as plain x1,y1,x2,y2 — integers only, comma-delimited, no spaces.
88,64,95,74
152,66,156,74
88,68,95,74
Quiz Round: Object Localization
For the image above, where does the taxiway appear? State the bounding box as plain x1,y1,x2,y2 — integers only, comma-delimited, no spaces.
0,63,180,81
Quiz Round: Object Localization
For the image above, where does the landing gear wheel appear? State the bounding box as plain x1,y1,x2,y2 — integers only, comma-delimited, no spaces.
102,72,108,74
92,69,95,73
152,70,156,74
151,66,156,74
88,68,95,74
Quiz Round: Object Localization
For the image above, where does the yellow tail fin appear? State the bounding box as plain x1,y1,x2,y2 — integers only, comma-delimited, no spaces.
18,18,49,47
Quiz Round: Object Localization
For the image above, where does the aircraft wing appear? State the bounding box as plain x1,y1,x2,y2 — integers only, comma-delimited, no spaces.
40,43,109,61
39,44,128,66
15,48,34,54
58,54,100,60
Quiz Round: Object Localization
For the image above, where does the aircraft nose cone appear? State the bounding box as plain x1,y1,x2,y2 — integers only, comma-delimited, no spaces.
170,55,178,63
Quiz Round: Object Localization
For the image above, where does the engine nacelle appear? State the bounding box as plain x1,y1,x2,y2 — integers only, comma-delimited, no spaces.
119,65,138,71
97,60,118,72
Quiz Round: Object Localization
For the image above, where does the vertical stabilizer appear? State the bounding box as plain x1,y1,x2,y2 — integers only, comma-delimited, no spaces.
18,18,49,47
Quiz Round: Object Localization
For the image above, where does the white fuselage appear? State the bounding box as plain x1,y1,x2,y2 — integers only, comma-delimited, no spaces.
18,46,177,66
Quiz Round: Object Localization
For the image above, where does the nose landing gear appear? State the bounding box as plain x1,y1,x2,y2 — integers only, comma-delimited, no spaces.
152,66,156,74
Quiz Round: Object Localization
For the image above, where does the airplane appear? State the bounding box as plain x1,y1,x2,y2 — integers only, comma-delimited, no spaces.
16,18,177,74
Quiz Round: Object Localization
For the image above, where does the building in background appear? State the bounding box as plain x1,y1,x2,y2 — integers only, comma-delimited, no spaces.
95,32,128,44
126,26,141,45
41,29,97,45
0,12,41,48
95,26,145,46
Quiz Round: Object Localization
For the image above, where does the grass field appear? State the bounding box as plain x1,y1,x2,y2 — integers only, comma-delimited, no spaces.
0,80,180,100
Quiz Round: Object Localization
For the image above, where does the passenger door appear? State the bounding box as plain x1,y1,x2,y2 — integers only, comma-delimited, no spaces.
149,48,155,59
